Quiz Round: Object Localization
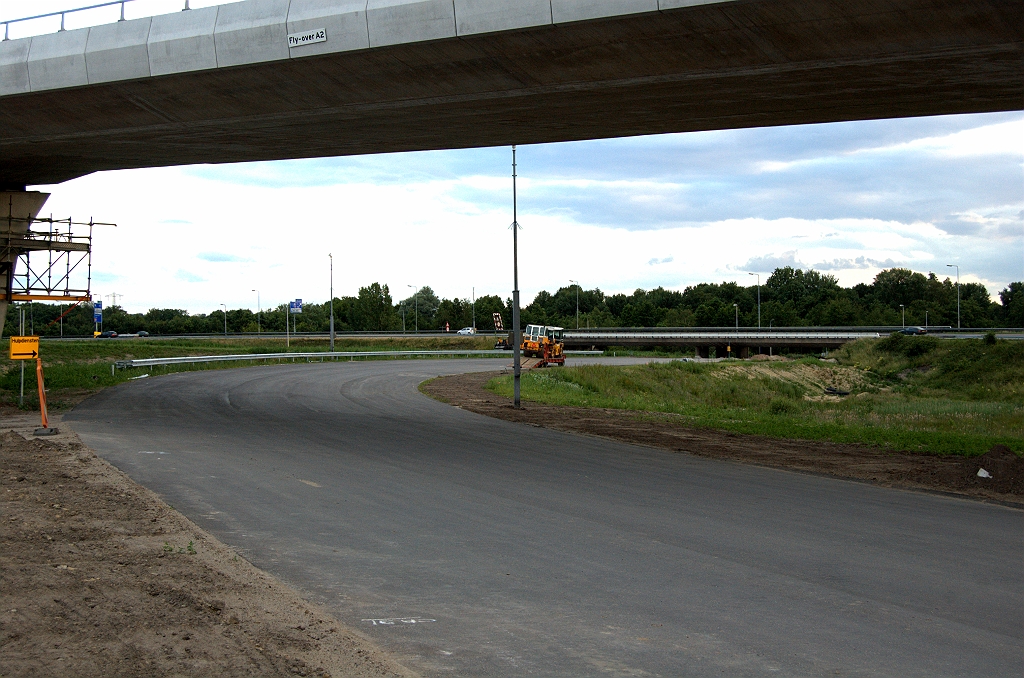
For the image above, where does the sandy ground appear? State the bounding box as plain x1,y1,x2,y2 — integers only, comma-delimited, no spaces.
0,413,418,678
424,371,1024,507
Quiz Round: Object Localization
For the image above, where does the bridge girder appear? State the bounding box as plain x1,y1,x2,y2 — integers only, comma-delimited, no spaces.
0,0,1020,187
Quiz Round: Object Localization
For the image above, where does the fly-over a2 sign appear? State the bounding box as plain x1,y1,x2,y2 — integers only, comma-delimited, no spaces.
288,28,327,48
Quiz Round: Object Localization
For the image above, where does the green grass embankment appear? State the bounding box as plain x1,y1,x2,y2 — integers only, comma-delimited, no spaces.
488,336,1024,457
1,335,497,409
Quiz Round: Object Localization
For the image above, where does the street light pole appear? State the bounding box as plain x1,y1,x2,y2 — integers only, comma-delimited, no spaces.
407,285,418,333
472,286,475,330
947,264,960,329
252,289,260,334
220,304,227,338
748,272,760,328
329,253,335,352
734,303,739,331
900,304,905,328
512,145,522,409
569,280,579,329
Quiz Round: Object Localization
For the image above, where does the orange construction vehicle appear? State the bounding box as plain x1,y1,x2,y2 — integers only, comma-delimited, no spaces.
520,324,566,366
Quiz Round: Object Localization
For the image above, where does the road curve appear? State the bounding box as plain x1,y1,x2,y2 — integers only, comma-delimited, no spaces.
65,358,1023,677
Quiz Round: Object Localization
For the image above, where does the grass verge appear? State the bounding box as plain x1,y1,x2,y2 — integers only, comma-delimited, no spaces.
487,337,1024,457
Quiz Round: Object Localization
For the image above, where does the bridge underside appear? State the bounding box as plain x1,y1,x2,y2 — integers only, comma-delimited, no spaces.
0,0,1021,188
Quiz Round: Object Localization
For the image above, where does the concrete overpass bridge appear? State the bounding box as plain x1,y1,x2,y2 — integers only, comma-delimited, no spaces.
0,0,1020,189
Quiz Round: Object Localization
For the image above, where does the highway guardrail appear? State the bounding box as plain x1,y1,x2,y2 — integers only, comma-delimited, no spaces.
114,349,603,370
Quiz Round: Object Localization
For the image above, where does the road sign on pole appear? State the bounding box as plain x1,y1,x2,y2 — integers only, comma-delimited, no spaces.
493,312,504,332
9,336,39,360
289,299,303,314
93,300,102,323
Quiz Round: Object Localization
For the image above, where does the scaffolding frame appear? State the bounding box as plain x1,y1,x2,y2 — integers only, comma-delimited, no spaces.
1,210,111,304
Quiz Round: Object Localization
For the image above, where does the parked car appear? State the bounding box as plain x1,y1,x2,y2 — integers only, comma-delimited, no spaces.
96,330,118,338
137,331,149,337
899,326,927,335
456,327,476,335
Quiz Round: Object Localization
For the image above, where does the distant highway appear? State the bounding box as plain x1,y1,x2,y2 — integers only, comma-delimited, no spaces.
65,358,1024,677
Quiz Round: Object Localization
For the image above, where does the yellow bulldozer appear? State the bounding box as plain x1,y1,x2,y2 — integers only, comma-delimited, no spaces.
520,324,566,366
495,324,566,367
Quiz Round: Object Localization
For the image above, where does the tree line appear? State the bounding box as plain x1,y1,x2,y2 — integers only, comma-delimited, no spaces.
3,268,1022,337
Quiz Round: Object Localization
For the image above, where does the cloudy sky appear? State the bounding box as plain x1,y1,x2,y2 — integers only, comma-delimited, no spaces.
4,0,1023,315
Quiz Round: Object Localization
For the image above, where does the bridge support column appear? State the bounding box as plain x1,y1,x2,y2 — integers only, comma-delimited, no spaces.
1,191,50,339
738,346,751,359
697,346,710,359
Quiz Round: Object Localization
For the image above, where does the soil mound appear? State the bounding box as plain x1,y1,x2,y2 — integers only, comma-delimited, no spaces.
425,371,1023,507
965,445,1024,495
0,427,415,678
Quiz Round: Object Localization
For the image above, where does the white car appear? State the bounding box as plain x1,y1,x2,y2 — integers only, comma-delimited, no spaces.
456,327,476,335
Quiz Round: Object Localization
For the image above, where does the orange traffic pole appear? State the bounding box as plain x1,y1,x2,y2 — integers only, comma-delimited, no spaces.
35,357,49,430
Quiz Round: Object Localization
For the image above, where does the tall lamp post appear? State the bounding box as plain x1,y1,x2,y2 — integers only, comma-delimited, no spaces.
220,303,227,338
511,145,522,409
569,279,579,329
252,289,260,335
407,284,418,333
329,253,335,352
900,304,905,328
946,264,960,329
472,286,476,330
748,272,760,328
732,303,739,359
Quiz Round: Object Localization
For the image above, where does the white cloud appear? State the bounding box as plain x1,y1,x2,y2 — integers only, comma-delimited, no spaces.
30,161,1020,313
868,120,1024,158
753,119,1024,175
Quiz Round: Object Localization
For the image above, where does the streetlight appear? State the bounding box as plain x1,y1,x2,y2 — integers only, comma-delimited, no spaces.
220,303,227,338
732,303,739,359
900,304,905,328
569,280,579,329
511,145,523,409
472,286,476,330
329,253,335,352
748,272,760,328
252,289,260,334
407,284,418,333
947,264,960,329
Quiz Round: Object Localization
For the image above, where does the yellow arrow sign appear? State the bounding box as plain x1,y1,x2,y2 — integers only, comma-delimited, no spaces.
9,336,40,360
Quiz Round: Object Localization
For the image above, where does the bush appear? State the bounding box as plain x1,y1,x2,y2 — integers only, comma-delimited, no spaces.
984,332,997,345
877,333,939,358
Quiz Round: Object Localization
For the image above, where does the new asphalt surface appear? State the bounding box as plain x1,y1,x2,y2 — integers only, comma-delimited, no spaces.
65,358,1023,676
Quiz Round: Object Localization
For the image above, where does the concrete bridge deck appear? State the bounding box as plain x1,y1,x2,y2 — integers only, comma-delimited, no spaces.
1,0,1021,187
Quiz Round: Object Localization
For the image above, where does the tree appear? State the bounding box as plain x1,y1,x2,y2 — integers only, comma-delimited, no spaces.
1000,282,1024,327
355,283,397,331
471,295,506,332
871,268,928,308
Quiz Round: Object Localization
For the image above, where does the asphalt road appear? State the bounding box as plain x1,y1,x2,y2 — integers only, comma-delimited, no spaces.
65,358,1023,677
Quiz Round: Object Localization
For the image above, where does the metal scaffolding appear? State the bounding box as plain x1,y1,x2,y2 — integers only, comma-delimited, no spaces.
1,211,111,303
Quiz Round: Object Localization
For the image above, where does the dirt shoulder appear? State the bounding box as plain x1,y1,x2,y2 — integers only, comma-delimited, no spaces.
0,416,417,678
423,371,1024,508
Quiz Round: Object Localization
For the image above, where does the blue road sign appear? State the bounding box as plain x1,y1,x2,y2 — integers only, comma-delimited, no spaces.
289,299,303,314
93,301,102,322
